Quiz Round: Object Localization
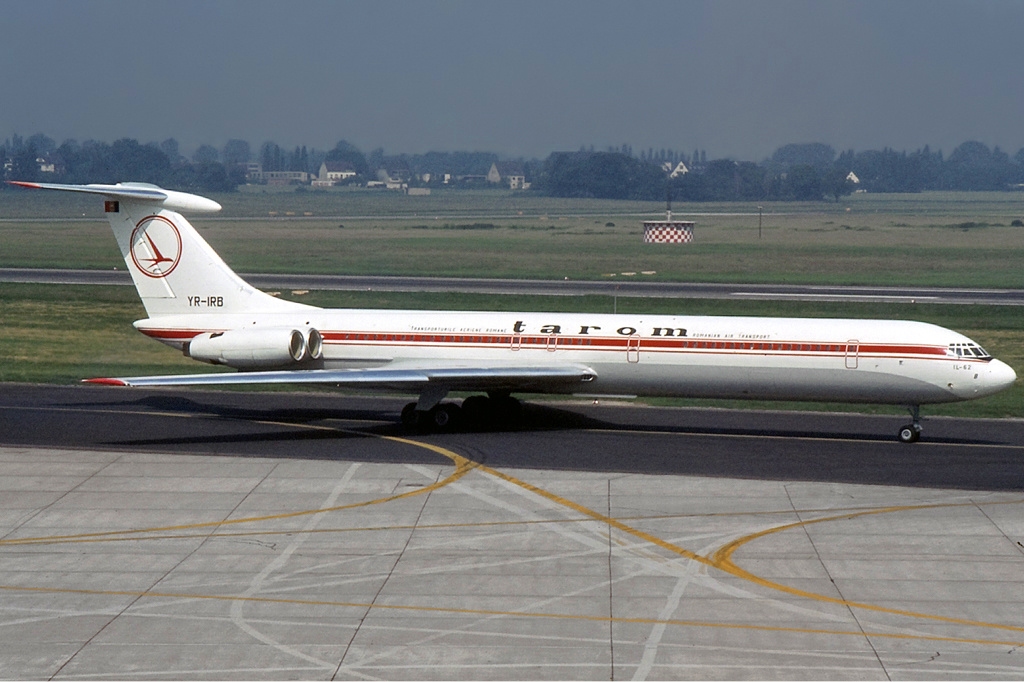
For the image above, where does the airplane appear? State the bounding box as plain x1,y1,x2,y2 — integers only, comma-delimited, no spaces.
9,180,1017,443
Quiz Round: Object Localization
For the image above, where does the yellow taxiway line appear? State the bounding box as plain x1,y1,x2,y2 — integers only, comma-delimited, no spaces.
2,406,1022,648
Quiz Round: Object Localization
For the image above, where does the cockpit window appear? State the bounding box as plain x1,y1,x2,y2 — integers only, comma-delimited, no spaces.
948,342,991,360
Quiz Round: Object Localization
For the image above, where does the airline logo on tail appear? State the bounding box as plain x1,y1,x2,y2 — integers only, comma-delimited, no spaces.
130,216,182,278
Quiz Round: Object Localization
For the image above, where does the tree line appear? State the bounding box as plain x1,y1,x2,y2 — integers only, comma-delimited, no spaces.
536,142,1024,201
4,133,1024,200
1,134,244,192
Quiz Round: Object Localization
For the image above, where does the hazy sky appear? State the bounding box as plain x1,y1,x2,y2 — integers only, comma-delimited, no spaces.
3,0,1022,161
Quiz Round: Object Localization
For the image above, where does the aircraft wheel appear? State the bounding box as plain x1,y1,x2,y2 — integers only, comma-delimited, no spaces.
400,402,419,428
898,424,921,443
461,395,492,428
428,403,462,432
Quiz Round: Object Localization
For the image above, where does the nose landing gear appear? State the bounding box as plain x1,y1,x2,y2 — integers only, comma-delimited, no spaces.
898,405,922,443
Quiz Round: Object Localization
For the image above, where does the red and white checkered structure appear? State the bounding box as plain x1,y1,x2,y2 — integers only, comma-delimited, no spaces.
643,221,695,244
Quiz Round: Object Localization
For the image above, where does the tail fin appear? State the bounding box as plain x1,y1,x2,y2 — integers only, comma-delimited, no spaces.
9,182,310,317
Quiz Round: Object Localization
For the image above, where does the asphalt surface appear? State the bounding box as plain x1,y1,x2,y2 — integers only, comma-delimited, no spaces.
4,268,1024,305
2,383,1023,490
3,384,1024,679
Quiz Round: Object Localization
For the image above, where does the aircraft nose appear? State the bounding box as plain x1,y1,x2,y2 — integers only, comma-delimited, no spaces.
987,359,1017,393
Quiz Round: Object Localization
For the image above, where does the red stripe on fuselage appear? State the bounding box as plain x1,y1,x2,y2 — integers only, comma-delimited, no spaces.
138,328,957,361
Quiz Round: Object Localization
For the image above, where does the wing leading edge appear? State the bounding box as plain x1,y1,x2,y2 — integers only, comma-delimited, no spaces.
84,364,598,392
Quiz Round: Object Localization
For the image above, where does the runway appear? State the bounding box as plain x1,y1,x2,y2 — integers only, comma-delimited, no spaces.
2,384,1024,679
4,268,1024,305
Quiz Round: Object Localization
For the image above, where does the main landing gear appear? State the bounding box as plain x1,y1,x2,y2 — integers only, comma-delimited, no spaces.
401,393,523,433
898,405,923,443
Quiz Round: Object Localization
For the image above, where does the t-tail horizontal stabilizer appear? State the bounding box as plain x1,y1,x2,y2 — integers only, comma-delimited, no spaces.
7,181,222,212
7,181,310,317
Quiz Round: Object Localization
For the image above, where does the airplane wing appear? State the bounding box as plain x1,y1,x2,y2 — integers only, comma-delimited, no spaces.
84,364,598,393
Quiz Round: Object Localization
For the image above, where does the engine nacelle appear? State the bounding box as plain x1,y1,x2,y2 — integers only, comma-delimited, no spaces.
187,327,322,369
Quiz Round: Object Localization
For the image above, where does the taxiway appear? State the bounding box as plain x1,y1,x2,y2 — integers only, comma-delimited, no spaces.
1,384,1023,679
4,268,1024,305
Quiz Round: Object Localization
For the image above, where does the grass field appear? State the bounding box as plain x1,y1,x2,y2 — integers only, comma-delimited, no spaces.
1,187,1022,417
3,187,1024,285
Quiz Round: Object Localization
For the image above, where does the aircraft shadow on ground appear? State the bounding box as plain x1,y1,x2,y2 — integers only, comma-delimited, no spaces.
463,404,1024,493
53,395,1022,493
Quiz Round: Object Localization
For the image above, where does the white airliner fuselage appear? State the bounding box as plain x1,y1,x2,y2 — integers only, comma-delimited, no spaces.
133,310,1009,406
12,181,1016,442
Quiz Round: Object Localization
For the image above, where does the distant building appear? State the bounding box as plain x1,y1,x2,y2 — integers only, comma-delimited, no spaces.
382,163,411,183
319,161,357,183
371,164,410,190
662,161,689,178
256,171,310,185
245,162,263,182
487,162,529,190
